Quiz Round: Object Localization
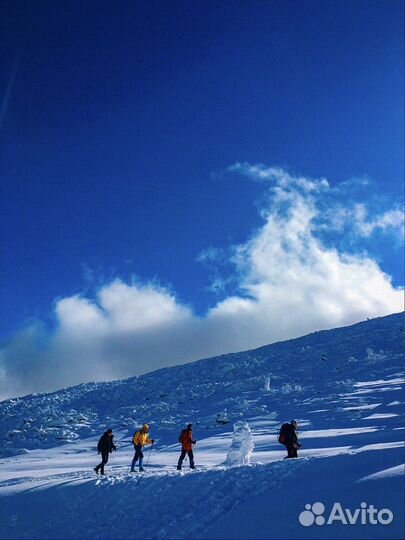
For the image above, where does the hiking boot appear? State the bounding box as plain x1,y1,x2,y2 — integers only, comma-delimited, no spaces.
94,468,99,475
139,467,145,472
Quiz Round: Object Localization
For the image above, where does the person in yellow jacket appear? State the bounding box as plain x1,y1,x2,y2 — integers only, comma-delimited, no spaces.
130,424,155,472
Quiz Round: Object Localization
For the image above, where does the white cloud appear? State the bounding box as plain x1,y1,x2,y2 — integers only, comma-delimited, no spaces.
205,165,402,352
197,247,226,265
0,164,403,400
353,205,404,237
97,280,192,332
55,281,192,337
228,163,330,193
56,296,107,335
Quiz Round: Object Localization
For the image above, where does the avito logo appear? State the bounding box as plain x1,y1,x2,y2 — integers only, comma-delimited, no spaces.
299,502,394,527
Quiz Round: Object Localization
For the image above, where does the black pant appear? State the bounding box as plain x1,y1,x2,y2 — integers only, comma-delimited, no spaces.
285,445,298,459
95,451,109,474
177,449,194,469
131,445,144,469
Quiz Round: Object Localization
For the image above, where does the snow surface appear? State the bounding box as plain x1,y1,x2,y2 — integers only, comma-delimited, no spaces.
0,312,404,539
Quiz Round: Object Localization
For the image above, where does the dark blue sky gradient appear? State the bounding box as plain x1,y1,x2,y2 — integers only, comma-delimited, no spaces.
0,0,403,337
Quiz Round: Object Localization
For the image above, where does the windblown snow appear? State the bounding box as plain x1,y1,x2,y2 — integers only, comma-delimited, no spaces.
0,313,404,539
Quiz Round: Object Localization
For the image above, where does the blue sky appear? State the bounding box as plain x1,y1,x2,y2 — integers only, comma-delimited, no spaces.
0,1,403,398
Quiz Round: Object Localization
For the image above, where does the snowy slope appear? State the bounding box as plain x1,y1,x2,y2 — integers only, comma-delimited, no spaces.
0,312,404,539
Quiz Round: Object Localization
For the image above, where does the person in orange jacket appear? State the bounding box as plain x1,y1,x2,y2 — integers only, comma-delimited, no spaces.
177,423,196,470
130,424,154,472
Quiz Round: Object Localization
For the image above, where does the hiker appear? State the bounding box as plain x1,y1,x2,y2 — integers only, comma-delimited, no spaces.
177,423,196,470
130,424,155,472
94,428,117,475
278,420,301,459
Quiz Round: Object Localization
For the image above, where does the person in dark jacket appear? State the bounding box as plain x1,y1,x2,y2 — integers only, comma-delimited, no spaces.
177,423,196,470
282,420,301,459
94,428,117,475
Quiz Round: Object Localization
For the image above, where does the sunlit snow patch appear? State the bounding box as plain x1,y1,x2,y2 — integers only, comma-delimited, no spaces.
357,464,405,482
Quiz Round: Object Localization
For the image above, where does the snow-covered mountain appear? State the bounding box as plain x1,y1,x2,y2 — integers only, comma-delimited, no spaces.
0,312,404,539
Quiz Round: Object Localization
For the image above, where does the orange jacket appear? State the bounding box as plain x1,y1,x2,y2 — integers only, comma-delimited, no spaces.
181,429,195,451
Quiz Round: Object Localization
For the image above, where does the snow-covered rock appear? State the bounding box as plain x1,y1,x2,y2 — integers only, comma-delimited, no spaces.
224,421,254,466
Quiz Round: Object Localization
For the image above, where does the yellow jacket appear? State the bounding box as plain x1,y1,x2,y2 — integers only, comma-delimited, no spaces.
133,430,153,447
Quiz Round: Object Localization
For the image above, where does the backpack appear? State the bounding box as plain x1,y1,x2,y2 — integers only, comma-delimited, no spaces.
97,434,105,452
178,429,187,444
278,423,292,445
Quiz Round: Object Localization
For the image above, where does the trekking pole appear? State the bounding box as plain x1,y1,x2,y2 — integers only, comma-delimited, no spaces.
145,443,153,466
136,444,153,486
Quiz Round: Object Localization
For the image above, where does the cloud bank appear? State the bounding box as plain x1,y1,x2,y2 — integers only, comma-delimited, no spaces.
1,165,403,400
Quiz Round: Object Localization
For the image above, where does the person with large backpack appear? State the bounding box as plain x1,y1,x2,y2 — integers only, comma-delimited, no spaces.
278,420,301,459
130,424,155,472
177,423,196,470
94,428,117,475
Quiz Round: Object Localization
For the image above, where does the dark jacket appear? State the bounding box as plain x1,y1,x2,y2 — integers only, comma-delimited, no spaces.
279,423,300,447
286,424,299,448
97,432,117,454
